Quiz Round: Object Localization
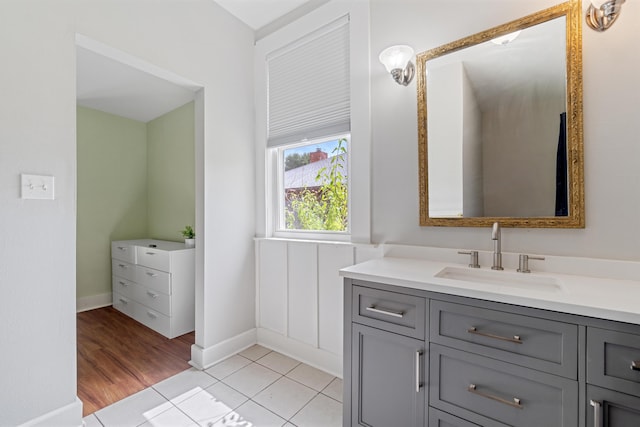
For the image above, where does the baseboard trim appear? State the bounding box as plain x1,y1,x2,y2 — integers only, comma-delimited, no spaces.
190,328,257,370
257,328,342,378
76,293,112,313
19,396,83,427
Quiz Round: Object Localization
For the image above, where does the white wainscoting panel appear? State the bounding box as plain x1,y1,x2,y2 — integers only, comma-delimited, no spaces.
256,238,380,375
287,242,318,346
318,244,354,355
258,239,287,335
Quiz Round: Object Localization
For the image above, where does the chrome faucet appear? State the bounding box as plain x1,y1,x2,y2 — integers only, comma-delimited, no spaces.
491,222,503,270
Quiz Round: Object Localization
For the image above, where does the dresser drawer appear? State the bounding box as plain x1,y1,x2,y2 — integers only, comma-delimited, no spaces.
431,300,578,378
430,344,578,427
112,259,136,282
135,285,171,316
352,284,426,339
112,292,136,318
136,246,171,272
587,327,640,397
112,276,137,300
134,305,171,337
111,242,136,263
135,266,171,295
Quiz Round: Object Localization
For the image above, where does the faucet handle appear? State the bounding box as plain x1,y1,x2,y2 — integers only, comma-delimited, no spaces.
517,254,545,273
458,251,480,268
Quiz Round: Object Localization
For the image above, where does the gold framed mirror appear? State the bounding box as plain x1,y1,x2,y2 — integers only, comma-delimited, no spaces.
417,0,583,228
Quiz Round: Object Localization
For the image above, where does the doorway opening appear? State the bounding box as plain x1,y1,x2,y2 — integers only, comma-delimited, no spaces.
75,34,204,416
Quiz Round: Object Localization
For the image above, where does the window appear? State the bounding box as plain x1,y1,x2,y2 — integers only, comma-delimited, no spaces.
278,135,349,233
255,1,371,242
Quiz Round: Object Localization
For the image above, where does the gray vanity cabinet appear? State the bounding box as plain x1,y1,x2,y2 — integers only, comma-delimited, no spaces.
344,277,640,427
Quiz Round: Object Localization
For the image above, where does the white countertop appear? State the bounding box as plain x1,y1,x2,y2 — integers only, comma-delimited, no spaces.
340,257,640,325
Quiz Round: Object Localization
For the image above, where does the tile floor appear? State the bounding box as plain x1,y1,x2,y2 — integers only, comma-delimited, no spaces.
83,345,343,427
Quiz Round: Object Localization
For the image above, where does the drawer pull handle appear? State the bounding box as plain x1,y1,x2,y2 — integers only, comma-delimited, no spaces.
590,400,602,427
145,252,156,255
467,327,523,344
631,360,640,371
119,281,127,286
118,264,128,268
117,246,127,251
365,306,404,318
147,291,158,299
415,350,422,393
147,311,157,319
468,384,523,409
146,272,158,277
119,298,128,305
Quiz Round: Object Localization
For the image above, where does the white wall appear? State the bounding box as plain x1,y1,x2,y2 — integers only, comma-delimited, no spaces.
461,65,483,217
427,61,464,216
482,85,564,217
0,1,254,425
371,0,640,261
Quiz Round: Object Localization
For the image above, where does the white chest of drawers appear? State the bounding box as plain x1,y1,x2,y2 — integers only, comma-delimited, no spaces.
111,239,195,339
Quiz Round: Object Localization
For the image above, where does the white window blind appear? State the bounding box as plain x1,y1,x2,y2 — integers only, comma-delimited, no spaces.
267,16,350,148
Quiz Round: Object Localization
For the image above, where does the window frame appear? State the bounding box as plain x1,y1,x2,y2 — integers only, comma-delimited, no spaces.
273,133,351,240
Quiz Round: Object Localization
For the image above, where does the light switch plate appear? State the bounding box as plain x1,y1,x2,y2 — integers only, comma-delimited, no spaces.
21,174,55,200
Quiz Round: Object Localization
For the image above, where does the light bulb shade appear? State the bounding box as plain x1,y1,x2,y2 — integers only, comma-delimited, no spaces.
379,45,414,73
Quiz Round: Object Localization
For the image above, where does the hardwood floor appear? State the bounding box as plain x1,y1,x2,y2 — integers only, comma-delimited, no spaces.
77,307,195,416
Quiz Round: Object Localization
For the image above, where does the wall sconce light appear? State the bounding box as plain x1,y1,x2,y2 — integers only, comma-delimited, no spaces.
379,45,415,86
585,0,625,32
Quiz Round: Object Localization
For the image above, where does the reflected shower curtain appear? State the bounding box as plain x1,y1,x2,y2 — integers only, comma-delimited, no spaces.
555,112,568,216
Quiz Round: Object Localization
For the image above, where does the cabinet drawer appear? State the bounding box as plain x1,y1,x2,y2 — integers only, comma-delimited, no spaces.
112,276,137,300
111,242,136,263
112,259,136,282
134,305,171,338
431,300,578,378
112,292,136,318
135,285,171,316
428,408,480,427
430,344,578,427
135,266,171,295
352,284,426,339
136,246,170,271
587,327,640,397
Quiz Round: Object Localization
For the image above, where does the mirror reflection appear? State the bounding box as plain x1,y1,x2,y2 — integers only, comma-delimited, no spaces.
417,0,584,228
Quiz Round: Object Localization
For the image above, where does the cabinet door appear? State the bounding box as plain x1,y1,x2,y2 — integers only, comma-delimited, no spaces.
351,323,425,427
587,385,640,427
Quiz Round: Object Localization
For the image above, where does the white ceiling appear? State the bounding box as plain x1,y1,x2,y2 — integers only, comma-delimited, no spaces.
76,46,198,123
213,0,311,30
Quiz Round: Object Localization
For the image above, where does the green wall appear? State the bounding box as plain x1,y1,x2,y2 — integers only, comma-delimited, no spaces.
76,102,195,301
147,101,195,241
76,107,148,299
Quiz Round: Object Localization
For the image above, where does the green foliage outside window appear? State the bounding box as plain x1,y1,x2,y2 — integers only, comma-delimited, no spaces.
284,152,311,171
285,138,348,231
